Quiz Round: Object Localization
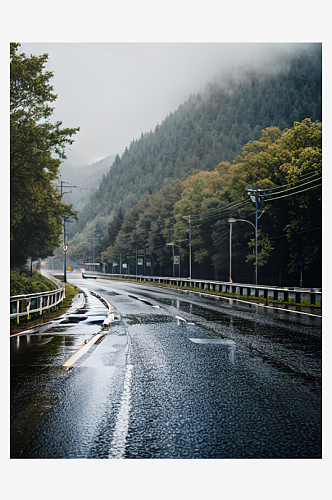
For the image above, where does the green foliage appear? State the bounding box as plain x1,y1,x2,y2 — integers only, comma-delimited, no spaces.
100,182,185,273
73,45,321,242
99,119,321,287
246,231,274,267
10,269,57,296
65,45,321,287
10,43,79,269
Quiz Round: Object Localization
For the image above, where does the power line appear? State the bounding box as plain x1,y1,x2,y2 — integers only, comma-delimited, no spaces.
69,185,95,191
212,232,230,246
260,175,321,199
259,170,321,194
189,194,250,219
180,173,321,225
269,226,321,240
189,199,252,223
261,182,322,203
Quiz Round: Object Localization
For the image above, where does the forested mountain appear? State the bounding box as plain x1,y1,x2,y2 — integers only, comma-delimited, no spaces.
101,119,322,288
67,45,322,287
59,154,115,219
71,44,321,246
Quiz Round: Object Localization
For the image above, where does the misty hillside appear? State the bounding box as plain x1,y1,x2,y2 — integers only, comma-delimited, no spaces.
71,45,321,241
59,154,116,215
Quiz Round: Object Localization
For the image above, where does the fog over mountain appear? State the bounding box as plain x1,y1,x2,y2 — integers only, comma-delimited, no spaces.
59,155,116,213
18,43,311,166
64,43,321,247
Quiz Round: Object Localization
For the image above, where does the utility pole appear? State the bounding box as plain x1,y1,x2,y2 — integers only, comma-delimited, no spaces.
178,241,182,278
182,215,192,279
255,191,258,286
171,244,175,277
189,215,191,279
57,181,76,284
63,216,67,283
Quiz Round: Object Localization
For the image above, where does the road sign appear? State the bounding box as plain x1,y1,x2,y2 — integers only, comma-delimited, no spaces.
62,243,68,252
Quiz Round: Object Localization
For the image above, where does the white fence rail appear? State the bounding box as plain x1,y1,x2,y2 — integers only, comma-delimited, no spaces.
82,272,322,306
10,284,66,324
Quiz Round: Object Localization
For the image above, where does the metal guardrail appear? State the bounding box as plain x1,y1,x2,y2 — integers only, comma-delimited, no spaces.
82,272,322,307
10,280,66,324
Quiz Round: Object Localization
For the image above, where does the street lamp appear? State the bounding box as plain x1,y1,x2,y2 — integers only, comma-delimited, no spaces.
166,242,175,277
228,218,236,282
88,231,103,266
228,217,257,285
245,187,265,284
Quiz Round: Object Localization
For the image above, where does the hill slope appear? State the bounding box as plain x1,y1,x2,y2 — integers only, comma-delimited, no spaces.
71,45,321,242
59,154,116,216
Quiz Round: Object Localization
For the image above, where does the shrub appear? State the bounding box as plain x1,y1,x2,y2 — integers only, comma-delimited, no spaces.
10,269,58,296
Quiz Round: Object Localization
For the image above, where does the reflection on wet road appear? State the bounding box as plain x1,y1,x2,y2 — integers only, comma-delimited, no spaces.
11,275,322,458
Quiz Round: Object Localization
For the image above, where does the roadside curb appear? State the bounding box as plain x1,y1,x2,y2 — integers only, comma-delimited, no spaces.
88,289,117,326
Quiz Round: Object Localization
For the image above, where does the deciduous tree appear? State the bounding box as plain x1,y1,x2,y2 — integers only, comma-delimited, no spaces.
10,43,79,268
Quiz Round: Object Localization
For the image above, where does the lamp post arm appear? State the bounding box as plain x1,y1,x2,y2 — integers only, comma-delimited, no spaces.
235,219,256,230
231,217,257,285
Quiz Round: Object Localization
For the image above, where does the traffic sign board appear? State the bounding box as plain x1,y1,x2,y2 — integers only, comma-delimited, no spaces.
62,243,68,252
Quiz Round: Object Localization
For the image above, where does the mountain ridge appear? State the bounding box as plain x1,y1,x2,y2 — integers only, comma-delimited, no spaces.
70,44,321,244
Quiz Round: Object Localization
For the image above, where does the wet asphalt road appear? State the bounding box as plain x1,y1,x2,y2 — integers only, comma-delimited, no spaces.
10,273,322,459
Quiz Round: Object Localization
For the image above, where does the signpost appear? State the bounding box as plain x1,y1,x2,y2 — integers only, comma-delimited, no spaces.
62,243,68,283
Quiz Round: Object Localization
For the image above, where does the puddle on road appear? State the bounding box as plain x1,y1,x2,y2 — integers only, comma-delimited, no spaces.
95,289,120,296
11,393,58,457
156,297,243,323
124,314,175,325
10,288,111,450
155,296,321,350
57,315,105,327
58,315,88,324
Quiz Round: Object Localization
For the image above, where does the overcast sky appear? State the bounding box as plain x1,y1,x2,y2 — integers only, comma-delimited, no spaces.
5,4,330,491
18,42,310,167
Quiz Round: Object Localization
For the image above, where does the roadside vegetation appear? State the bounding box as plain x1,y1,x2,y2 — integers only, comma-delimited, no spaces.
65,46,321,288
10,268,58,296
98,119,321,287
10,43,79,271
10,42,321,293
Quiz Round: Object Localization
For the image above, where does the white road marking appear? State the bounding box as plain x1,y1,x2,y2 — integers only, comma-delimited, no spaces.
108,364,133,459
175,315,187,323
62,333,106,367
189,338,236,345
